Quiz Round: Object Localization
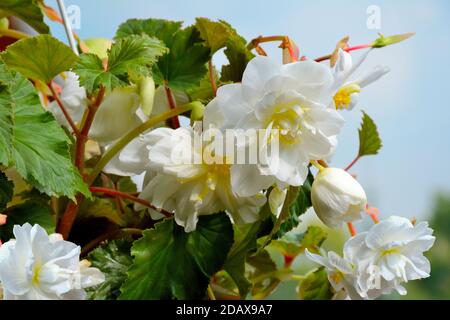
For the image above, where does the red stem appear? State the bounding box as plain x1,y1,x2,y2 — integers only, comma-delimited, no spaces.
344,155,360,172
164,85,180,129
315,44,372,62
48,82,80,136
347,222,357,236
89,187,173,218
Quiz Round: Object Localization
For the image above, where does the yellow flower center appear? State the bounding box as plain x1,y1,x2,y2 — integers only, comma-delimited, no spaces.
268,101,304,145
330,271,344,284
333,83,361,110
381,247,401,257
32,264,41,286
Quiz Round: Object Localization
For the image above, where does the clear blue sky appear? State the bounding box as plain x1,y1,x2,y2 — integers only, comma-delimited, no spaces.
47,0,450,220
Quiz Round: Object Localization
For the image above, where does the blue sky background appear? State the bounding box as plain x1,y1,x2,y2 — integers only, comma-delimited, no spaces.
46,0,450,220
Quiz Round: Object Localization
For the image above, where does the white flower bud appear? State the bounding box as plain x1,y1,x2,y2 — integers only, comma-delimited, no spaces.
311,167,367,228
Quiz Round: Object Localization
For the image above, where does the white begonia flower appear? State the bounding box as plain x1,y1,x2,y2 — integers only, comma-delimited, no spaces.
130,126,266,232
331,49,390,110
311,167,367,228
204,56,345,194
345,216,435,295
0,224,104,300
268,186,288,217
48,72,89,128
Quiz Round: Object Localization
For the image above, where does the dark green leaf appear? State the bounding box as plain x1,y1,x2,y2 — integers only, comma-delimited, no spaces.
195,17,230,54
1,35,77,83
120,213,233,299
220,21,254,82
0,0,49,33
0,171,13,210
0,63,89,199
0,200,55,241
298,267,333,300
74,35,167,93
358,111,382,157
87,240,133,300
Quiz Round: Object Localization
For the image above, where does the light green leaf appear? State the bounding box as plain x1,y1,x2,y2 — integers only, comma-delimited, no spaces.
247,250,280,298
372,32,415,48
1,35,77,83
220,21,255,82
74,35,167,94
120,213,234,299
0,63,89,199
195,17,230,54
274,171,314,239
87,240,133,300
0,171,13,210
299,226,328,254
0,0,49,34
0,200,55,242
358,111,382,157
116,19,210,91
298,267,333,300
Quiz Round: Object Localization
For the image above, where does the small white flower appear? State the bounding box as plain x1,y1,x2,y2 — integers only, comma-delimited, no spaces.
0,224,104,300
204,56,345,192
331,49,390,110
311,167,367,228
345,216,435,295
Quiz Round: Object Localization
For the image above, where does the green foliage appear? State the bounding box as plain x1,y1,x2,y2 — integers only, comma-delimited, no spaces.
358,111,382,157
116,19,210,91
74,35,167,94
0,200,55,241
0,63,89,199
195,17,230,54
297,267,333,300
372,32,415,48
0,171,13,210
275,172,314,238
220,21,255,82
0,0,49,33
1,35,77,83
120,213,234,299
299,226,328,253
87,240,133,300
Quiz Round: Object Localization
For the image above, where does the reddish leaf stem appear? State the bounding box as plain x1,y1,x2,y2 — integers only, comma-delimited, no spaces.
315,44,372,62
208,59,218,96
347,222,357,236
344,155,361,172
164,84,180,129
48,82,80,136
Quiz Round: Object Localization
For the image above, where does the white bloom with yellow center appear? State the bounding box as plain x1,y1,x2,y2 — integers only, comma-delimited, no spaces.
311,167,367,228
134,127,266,232
0,224,104,300
204,56,345,194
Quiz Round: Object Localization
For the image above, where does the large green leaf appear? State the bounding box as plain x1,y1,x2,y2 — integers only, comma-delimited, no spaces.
0,0,49,34
0,200,55,241
87,240,133,300
116,19,210,91
74,35,167,94
297,267,333,300
358,111,382,157
195,18,230,54
220,21,255,82
1,35,77,83
0,171,13,210
120,213,234,299
0,63,89,199
274,171,314,239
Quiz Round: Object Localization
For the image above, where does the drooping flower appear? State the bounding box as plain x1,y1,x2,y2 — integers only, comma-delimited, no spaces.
0,224,104,300
311,167,367,228
330,49,390,110
204,56,345,194
345,216,435,295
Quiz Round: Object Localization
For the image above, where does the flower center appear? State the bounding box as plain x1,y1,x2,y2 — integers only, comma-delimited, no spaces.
381,247,401,257
32,264,42,286
333,83,361,110
268,102,303,145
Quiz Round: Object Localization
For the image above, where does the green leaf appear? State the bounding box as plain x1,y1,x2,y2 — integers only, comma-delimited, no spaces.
120,213,234,299
87,240,133,300
116,19,210,91
298,267,333,300
372,32,415,48
77,197,126,227
0,63,89,199
195,17,230,54
0,0,49,34
274,171,314,239
220,21,255,82
74,35,167,94
247,250,280,298
0,200,55,241
299,226,328,254
358,111,382,157
1,35,77,83
0,171,13,210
